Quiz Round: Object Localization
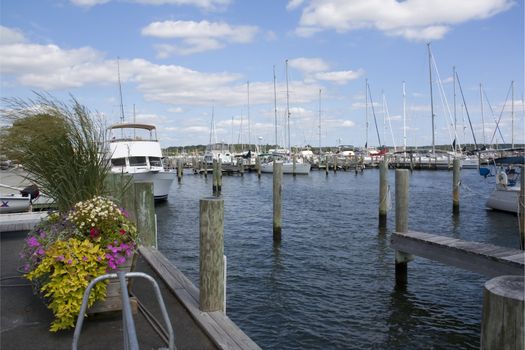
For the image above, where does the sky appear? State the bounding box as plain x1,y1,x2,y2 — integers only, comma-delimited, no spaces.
1,0,524,150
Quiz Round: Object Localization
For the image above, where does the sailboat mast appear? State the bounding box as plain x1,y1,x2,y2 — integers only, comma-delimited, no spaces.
428,43,436,154
247,80,251,152
273,65,278,148
318,88,322,155
511,80,514,149
365,78,369,148
453,65,457,150
403,81,407,152
117,58,125,123
480,83,486,146
285,59,291,153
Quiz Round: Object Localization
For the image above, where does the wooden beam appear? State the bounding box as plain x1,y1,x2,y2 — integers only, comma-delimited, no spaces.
391,231,524,277
138,246,261,350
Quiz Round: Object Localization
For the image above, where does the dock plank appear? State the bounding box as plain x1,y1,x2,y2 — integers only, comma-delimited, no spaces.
139,246,261,350
391,231,524,277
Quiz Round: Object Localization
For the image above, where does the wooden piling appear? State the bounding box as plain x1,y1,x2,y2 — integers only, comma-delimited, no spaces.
395,169,411,286
256,157,261,179
481,275,524,349
292,154,297,176
240,158,245,177
199,197,225,312
177,159,183,183
452,158,460,214
134,182,156,247
518,166,525,250
218,159,222,193
273,162,283,242
212,160,219,195
333,155,337,173
325,156,329,176
379,155,389,228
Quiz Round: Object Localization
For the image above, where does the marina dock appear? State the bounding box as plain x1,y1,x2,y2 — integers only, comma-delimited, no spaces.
1,228,260,349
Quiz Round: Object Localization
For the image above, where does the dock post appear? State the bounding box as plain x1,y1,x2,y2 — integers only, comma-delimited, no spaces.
452,158,460,214
333,155,337,173
134,182,156,247
212,159,218,195
395,169,412,286
273,161,283,242
325,156,329,176
379,155,389,229
481,275,524,349
177,159,183,183
256,157,261,179
292,154,297,176
240,158,245,177
518,166,525,250
218,159,222,194
199,197,225,312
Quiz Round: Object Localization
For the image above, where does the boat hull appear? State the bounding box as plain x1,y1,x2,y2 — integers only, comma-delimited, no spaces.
485,187,519,214
129,171,177,200
0,195,30,213
260,161,311,175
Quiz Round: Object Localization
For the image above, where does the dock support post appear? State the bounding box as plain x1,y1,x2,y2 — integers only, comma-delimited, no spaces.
218,159,222,193
256,157,261,179
518,166,525,250
395,169,412,286
240,159,245,177
273,162,283,242
199,197,225,312
212,159,219,195
379,155,389,229
325,156,329,176
481,275,524,349
177,159,183,183
292,154,297,176
134,182,156,248
452,158,460,214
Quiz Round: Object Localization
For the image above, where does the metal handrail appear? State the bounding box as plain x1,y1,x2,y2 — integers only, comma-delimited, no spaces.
72,272,175,350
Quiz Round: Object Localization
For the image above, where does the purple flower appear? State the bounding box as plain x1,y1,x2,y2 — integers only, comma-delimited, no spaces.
66,259,72,265
27,237,40,248
36,248,45,256
120,208,129,218
56,255,65,262
82,256,88,261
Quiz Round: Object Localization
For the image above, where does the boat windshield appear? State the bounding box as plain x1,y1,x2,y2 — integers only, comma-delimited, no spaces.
129,156,147,166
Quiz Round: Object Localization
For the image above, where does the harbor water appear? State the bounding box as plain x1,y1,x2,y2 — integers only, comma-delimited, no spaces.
155,168,521,350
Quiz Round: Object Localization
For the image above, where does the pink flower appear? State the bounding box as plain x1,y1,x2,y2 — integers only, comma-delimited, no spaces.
119,229,126,235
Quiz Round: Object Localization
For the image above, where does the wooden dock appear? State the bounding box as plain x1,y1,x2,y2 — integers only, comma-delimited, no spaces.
391,230,524,277
139,246,262,350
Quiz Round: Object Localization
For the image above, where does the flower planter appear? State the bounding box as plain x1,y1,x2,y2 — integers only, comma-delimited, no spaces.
87,255,136,315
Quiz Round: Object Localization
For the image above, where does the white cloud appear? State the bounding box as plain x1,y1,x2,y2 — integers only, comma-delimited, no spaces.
70,0,110,7
70,0,230,10
142,20,258,56
0,26,26,44
294,0,514,41
288,57,330,73
314,69,363,84
287,0,305,10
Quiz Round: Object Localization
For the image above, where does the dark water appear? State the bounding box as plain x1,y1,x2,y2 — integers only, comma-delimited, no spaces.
155,169,521,350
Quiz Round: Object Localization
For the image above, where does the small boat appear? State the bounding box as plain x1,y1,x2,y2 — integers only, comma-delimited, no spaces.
485,156,523,214
107,123,176,200
0,184,39,213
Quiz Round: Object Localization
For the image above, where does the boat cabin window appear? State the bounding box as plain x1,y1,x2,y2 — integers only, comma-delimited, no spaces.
149,157,162,167
111,158,126,167
129,156,147,166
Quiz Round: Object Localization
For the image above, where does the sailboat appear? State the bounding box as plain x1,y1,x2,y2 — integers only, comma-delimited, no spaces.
260,61,311,175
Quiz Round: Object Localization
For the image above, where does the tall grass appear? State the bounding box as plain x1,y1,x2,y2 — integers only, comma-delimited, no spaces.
1,94,110,212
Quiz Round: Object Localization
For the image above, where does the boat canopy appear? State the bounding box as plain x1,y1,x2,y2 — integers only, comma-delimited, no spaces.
108,123,156,131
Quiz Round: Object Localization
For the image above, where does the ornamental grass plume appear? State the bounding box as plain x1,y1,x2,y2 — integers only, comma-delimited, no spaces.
0,93,110,212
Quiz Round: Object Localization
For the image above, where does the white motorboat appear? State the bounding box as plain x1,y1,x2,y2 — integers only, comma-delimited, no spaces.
485,156,523,214
107,123,176,200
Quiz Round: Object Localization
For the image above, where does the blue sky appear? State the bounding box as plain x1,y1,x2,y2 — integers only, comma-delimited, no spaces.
1,0,523,149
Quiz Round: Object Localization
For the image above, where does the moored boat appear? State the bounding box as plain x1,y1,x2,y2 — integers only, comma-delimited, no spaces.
107,123,176,200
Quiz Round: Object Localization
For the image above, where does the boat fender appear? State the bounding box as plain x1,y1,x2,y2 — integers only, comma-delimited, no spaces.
496,172,508,186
